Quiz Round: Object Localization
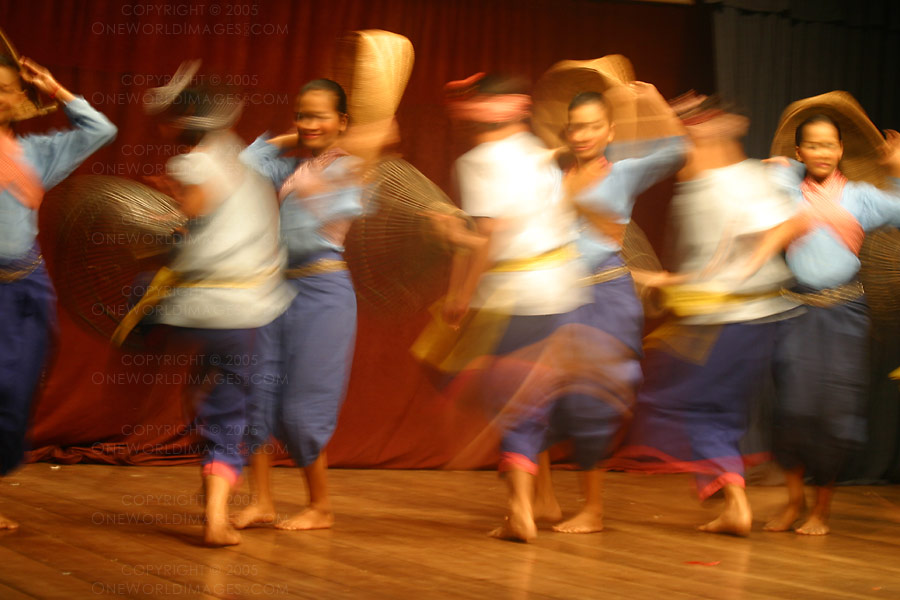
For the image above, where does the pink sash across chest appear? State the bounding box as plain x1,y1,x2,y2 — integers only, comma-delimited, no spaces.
799,169,864,255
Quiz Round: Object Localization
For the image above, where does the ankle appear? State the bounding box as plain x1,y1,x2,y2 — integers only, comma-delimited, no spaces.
579,502,604,516
252,495,274,507
307,501,332,514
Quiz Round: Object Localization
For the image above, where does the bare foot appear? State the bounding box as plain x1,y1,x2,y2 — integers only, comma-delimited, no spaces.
552,509,604,533
0,513,19,530
204,519,241,546
699,512,751,537
275,507,334,531
698,490,751,537
231,502,276,530
533,493,563,523
489,499,537,542
763,503,803,532
488,515,537,542
795,514,830,535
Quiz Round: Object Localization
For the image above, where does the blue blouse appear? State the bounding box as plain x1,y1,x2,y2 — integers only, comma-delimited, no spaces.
241,135,364,265
0,97,117,261
771,159,900,289
574,136,687,271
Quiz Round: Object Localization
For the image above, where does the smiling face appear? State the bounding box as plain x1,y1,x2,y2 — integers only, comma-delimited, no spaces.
795,120,843,182
293,89,348,155
0,64,26,128
566,100,615,163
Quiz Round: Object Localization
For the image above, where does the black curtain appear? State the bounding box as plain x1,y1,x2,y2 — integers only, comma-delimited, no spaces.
708,0,900,158
709,0,900,483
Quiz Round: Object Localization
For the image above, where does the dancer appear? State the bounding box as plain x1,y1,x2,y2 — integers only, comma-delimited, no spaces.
134,63,294,545
534,82,688,533
235,79,362,531
0,55,116,530
612,93,801,536
428,73,590,542
748,96,900,535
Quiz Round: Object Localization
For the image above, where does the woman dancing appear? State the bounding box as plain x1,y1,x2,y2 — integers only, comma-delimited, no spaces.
751,96,900,535
535,82,687,533
236,79,362,532
0,54,116,530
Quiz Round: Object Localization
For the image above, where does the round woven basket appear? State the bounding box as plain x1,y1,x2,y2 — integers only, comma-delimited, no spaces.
859,228,900,325
40,176,185,346
344,158,471,315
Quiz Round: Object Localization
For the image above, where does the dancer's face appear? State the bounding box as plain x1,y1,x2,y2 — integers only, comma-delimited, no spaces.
0,66,26,128
795,121,843,182
294,90,348,155
566,101,614,163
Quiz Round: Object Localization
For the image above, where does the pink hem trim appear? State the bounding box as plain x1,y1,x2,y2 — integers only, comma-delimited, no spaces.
698,472,744,500
202,462,239,487
498,452,538,475
606,446,770,476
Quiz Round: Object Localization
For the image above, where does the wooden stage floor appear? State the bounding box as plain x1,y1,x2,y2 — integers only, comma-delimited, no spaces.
1,464,898,599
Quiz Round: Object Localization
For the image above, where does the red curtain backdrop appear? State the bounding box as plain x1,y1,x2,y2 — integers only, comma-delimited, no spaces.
1,0,713,469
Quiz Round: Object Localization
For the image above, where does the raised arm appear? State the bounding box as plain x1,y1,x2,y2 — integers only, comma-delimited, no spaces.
238,133,299,188
18,58,117,189
618,135,689,198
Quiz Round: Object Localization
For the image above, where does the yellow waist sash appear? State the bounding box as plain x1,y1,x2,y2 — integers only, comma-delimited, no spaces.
489,244,577,273
110,264,279,347
662,285,782,317
411,244,576,373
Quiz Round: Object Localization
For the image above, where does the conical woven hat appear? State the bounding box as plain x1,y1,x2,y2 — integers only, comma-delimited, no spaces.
770,91,887,188
40,176,185,347
143,60,243,131
343,158,470,315
332,29,414,126
0,27,57,121
533,55,637,149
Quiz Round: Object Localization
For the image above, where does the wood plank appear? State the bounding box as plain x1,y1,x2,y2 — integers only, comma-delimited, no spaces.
1,465,898,599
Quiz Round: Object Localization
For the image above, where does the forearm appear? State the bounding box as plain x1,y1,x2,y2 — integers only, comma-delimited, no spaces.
739,216,809,279
631,268,692,288
576,205,626,246
441,229,492,326
450,230,493,303
266,132,299,150
171,183,210,218
50,86,75,104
